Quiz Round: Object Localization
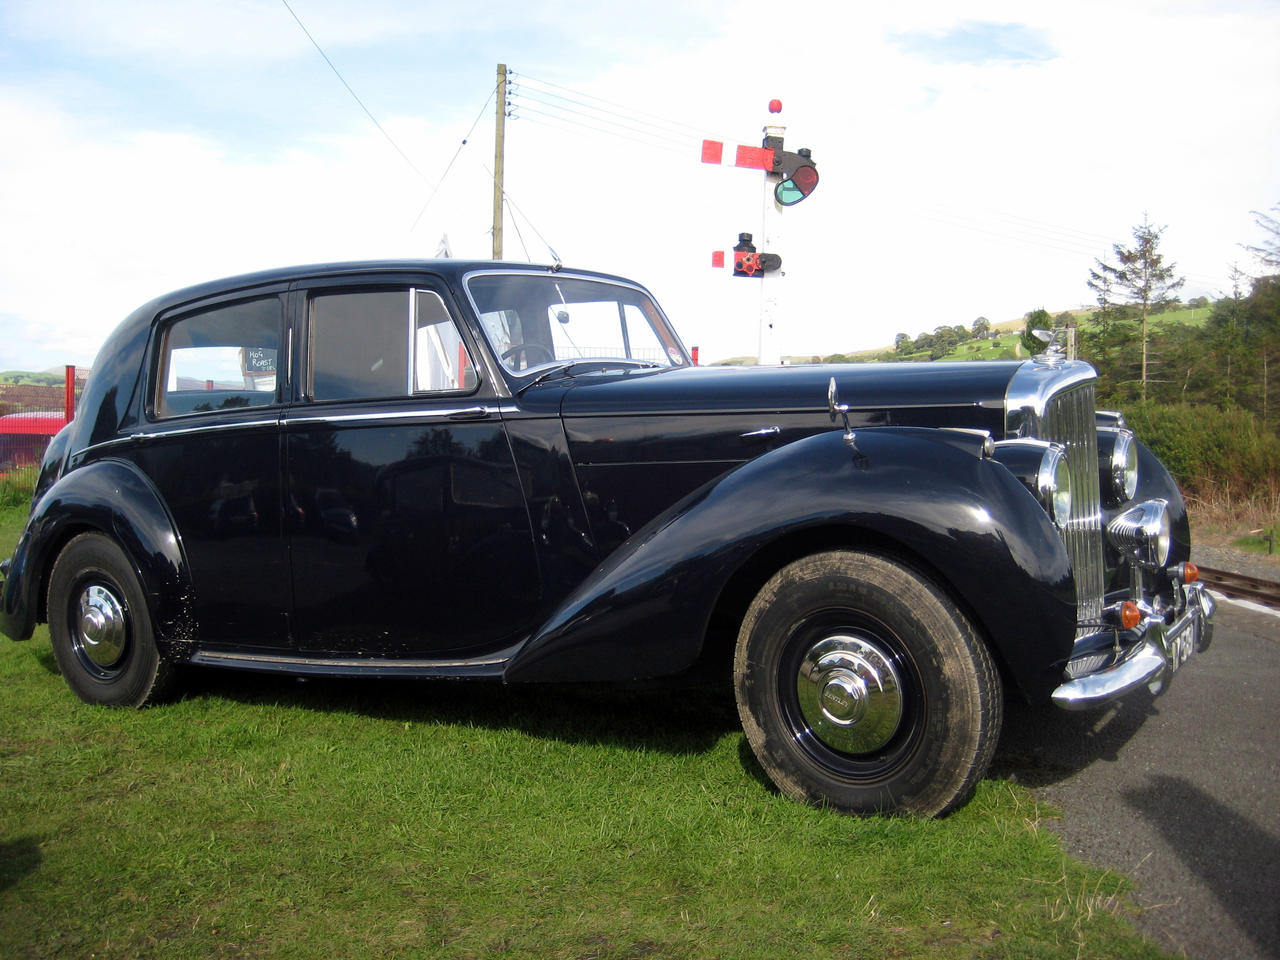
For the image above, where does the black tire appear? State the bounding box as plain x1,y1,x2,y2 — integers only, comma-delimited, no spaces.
47,533,177,707
734,550,1002,817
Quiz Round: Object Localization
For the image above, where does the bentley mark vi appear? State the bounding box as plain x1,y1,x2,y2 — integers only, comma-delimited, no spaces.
0,260,1215,816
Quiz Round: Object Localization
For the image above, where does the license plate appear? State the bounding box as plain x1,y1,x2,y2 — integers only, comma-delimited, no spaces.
1167,624,1195,673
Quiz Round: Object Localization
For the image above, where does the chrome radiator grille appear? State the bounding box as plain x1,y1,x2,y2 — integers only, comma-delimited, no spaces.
1038,383,1105,629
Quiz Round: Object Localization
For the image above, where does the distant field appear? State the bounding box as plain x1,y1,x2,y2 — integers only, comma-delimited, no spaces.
0,370,66,386
771,304,1213,366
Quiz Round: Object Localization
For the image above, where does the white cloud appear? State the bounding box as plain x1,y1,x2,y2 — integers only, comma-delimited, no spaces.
0,1,1277,369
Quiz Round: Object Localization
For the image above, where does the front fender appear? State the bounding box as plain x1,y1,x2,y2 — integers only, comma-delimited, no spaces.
0,458,193,649
505,428,1077,701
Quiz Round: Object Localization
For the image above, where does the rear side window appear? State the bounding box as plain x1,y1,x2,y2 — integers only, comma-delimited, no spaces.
309,288,476,401
155,297,282,418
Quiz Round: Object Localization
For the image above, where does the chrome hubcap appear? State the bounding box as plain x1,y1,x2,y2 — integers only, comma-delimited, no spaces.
75,584,127,668
796,635,903,754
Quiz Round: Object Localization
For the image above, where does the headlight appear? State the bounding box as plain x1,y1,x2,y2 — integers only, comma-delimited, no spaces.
992,439,1073,527
1098,428,1139,504
1037,445,1073,526
1107,499,1171,568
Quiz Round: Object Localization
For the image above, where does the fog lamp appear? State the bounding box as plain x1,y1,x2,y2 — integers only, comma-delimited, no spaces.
1106,499,1171,569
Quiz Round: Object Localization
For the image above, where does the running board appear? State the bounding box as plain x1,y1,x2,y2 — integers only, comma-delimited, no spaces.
189,646,517,679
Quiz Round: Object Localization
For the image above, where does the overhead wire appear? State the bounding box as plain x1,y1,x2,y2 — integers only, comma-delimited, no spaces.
510,86,702,151
409,88,498,232
480,161,560,264
279,0,429,183
919,205,1228,292
513,71,727,142
512,97,695,154
508,70,731,162
509,103,692,158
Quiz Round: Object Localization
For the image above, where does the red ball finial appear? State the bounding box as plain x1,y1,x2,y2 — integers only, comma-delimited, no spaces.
768,99,782,114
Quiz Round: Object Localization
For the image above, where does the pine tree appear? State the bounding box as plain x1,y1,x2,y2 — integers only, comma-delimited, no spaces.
1087,215,1185,401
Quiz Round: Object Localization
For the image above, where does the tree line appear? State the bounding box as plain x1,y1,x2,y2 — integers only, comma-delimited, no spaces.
878,206,1280,499
1078,209,1277,432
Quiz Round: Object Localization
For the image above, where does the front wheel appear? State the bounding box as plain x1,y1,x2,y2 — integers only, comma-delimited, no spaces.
734,551,1002,817
47,533,177,707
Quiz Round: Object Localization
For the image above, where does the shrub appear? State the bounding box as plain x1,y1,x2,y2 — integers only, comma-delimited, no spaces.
1122,402,1280,501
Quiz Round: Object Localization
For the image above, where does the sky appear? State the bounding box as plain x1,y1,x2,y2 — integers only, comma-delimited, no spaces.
1,0,1278,370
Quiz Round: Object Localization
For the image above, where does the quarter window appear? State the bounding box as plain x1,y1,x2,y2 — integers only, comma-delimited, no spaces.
310,289,476,401
155,297,282,418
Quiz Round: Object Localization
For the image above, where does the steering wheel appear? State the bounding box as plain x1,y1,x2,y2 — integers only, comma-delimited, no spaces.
501,343,556,369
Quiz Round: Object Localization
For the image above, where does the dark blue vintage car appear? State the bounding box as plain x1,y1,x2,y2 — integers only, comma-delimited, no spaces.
0,260,1214,816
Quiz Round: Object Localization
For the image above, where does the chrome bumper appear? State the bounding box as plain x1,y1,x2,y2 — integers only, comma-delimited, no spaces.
1051,582,1215,711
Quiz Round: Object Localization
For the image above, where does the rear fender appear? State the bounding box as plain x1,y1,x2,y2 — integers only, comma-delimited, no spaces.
0,459,193,650
505,428,1077,701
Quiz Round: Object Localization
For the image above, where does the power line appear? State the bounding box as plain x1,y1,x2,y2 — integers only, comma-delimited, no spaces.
279,0,429,183
513,71,726,142
510,90,697,152
409,87,498,232
480,161,559,264
512,104,691,158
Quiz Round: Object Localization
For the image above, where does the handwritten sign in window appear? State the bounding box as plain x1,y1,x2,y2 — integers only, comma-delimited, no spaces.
242,347,277,376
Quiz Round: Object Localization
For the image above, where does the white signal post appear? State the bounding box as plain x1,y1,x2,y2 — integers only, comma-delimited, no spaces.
702,99,812,366
759,99,785,366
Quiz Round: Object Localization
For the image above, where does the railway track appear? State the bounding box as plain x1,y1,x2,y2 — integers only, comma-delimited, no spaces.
1197,565,1280,609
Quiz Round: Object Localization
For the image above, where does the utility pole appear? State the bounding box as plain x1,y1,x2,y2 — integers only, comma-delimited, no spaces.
492,63,507,260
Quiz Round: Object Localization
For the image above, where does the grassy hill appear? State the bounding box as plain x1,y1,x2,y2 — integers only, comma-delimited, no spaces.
754,304,1213,366
0,370,67,386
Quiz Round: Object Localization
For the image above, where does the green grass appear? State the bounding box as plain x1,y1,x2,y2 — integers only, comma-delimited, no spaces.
0,467,37,509
0,502,1170,959
1230,525,1278,556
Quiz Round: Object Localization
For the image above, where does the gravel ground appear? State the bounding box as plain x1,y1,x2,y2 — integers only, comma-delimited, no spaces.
1192,544,1280,584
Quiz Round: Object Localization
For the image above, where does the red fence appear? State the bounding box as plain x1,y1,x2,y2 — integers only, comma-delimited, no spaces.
0,366,86,472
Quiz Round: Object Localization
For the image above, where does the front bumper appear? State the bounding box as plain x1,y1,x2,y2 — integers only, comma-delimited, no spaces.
1051,581,1215,711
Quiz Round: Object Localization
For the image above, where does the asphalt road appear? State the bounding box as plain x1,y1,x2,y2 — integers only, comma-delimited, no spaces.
992,597,1280,960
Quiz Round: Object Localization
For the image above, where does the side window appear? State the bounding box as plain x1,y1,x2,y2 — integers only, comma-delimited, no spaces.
156,297,282,418
415,291,477,392
310,289,475,401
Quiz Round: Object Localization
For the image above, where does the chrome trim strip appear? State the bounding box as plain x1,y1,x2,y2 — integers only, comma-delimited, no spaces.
194,650,511,669
127,417,280,442
284,405,516,426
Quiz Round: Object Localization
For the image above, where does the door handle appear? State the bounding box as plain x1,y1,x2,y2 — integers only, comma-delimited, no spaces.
448,406,491,421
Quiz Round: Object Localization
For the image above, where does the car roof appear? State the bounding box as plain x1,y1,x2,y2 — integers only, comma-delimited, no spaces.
114,259,636,340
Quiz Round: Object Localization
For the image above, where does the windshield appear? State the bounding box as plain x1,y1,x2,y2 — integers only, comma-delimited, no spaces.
465,273,688,375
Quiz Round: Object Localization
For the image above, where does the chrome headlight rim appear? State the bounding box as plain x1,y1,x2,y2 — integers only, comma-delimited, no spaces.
1037,444,1073,527
1100,427,1139,505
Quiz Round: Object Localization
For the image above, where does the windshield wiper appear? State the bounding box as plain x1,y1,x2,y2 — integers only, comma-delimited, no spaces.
514,359,662,397
515,362,580,396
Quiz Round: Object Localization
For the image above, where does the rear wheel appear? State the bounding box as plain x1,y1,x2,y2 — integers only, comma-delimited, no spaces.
734,550,1001,817
48,533,177,707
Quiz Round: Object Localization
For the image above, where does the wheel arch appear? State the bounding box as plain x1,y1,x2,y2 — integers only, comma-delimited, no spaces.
699,523,1017,695
3,458,195,652
505,428,1077,701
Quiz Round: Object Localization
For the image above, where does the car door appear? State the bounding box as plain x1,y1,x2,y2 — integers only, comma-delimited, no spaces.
284,276,542,658
127,289,291,649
